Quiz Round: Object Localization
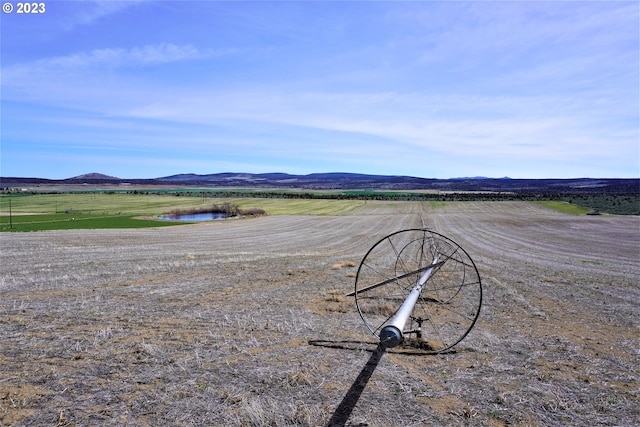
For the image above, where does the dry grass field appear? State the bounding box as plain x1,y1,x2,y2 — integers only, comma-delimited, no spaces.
1,201,638,426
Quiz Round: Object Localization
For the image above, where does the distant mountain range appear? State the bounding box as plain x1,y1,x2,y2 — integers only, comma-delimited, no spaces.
1,172,638,193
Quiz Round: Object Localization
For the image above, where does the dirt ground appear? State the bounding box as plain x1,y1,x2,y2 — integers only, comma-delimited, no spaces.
1,201,638,426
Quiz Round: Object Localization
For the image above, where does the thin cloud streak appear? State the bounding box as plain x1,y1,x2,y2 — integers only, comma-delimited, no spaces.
122,88,631,158
62,0,149,30
3,43,229,73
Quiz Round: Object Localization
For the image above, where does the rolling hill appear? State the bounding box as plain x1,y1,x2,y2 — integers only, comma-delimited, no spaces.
1,172,638,193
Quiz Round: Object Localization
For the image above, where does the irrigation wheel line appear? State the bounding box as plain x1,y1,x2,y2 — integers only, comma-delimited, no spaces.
350,228,482,353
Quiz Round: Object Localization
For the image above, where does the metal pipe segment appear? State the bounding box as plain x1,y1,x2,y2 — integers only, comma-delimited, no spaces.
378,256,438,348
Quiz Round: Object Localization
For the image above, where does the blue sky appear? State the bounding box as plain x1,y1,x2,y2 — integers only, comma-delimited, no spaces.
1,0,638,179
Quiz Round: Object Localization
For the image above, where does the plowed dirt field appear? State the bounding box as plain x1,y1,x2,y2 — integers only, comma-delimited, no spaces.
1,201,638,426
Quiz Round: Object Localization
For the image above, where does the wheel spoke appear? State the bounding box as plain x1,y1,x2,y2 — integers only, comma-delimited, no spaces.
348,260,446,296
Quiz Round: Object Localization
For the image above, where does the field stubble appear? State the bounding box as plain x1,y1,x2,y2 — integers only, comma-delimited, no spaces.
1,201,638,426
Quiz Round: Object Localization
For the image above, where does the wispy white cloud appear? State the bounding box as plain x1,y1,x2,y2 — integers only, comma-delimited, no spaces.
63,0,149,29
4,43,218,72
1,43,236,108
122,87,630,160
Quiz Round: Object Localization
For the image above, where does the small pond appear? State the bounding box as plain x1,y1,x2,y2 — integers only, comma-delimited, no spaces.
157,213,229,221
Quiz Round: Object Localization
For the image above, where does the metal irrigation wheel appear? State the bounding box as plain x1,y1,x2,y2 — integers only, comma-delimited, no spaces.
351,229,482,353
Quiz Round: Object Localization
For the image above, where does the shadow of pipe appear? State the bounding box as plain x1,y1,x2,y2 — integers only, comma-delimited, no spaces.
308,339,378,352
326,343,386,427
308,339,457,356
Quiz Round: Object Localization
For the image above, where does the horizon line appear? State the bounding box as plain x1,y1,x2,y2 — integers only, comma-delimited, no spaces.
2,172,639,181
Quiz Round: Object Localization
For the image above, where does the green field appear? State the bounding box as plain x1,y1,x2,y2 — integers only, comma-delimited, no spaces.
534,201,590,215
0,213,186,232
2,191,624,232
1,193,209,216
0,193,367,232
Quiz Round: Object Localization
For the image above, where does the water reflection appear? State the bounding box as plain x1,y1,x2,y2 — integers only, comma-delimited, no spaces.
157,212,228,221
